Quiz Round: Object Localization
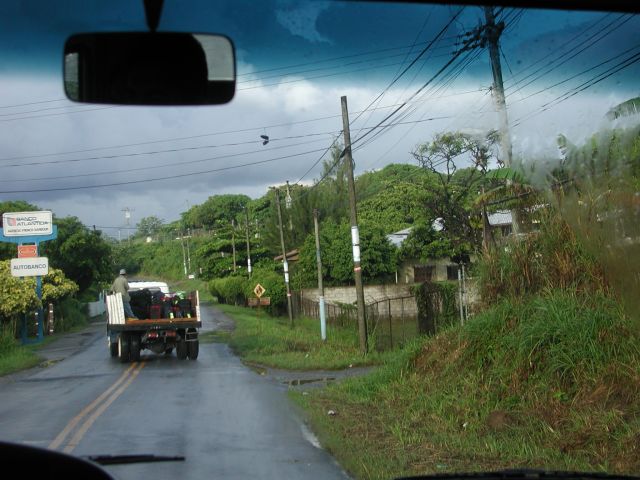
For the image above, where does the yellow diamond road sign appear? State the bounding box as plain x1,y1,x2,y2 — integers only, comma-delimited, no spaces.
253,283,266,298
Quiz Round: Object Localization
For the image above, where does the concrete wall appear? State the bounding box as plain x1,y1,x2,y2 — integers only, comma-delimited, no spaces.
302,284,418,317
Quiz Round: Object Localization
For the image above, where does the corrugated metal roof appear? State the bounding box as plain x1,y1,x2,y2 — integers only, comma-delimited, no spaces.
487,210,513,226
386,227,412,247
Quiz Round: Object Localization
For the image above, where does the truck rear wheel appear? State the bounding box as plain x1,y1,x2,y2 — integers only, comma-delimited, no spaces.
118,334,130,363
176,337,188,360
187,340,199,360
109,337,118,357
129,334,141,362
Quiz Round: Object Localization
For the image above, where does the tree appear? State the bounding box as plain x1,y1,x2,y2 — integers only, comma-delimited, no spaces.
412,131,497,255
0,261,77,327
294,219,396,288
181,194,250,230
42,217,112,294
0,260,39,323
136,216,164,237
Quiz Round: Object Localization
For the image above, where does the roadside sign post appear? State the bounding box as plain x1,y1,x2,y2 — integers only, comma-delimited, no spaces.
1,211,57,344
248,283,270,315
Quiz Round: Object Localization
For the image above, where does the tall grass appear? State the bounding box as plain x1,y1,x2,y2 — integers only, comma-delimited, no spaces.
475,211,609,305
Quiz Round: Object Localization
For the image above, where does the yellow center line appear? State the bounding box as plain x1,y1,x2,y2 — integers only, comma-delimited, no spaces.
48,362,142,451
63,361,145,454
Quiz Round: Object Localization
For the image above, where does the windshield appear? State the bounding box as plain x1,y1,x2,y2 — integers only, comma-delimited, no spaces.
0,1,639,479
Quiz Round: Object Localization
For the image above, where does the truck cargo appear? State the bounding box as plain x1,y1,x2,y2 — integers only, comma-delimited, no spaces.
105,288,201,363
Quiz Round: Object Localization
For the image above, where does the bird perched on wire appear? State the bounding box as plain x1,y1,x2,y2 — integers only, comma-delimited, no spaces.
260,134,269,146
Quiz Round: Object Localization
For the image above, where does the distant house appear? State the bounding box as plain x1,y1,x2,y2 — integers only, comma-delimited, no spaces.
487,210,513,239
273,249,299,263
386,225,469,284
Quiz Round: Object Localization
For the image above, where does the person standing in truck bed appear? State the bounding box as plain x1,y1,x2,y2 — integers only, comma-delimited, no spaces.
111,269,138,319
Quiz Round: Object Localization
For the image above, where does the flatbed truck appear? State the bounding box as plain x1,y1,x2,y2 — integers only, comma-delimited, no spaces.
105,291,201,363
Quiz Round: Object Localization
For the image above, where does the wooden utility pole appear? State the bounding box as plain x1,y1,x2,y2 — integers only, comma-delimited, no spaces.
341,95,368,354
313,209,327,341
231,219,237,272
484,6,519,233
275,188,294,326
244,207,252,278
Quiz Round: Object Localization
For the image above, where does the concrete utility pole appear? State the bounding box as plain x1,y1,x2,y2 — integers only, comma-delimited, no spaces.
122,207,134,245
484,6,519,233
231,219,237,272
275,188,294,327
313,209,327,341
244,207,252,278
179,231,187,276
186,228,192,273
285,180,293,231
483,6,512,168
341,95,368,354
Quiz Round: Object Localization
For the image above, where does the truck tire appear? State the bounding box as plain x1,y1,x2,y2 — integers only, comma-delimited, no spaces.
187,340,199,360
109,337,118,357
129,334,141,362
118,334,130,363
176,338,188,360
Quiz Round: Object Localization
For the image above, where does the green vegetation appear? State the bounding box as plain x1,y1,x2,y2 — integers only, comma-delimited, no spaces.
294,290,639,478
216,304,396,370
292,120,640,478
0,329,41,376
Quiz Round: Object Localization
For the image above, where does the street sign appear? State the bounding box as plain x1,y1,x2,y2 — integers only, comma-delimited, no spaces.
2,211,53,236
10,257,49,277
253,283,266,298
248,297,270,307
17,244,38,258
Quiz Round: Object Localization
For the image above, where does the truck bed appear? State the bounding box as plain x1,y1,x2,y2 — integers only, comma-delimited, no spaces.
107,318,202,331
106,290,201,329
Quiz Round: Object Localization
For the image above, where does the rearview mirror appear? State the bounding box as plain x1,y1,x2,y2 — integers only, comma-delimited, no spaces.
64,32,235,106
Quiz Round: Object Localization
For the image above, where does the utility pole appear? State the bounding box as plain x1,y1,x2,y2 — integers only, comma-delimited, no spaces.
244,207,252,278
231,219,237,272
313,209,327,341
341,95,368,354
122,207,134,245
179,231,187,276
275,188,294,327
483,6,519,233
285,180,293,231
483,6,512,168
186,228,192,273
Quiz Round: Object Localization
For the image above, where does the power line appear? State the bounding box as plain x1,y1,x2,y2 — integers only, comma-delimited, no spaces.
505,13,631,97
0,147,330,194
512,48,640,126
0,138,332,183
236,34,461,79
510,43,640,105
0,93,477,164
237,41,457,86
0,129,341,169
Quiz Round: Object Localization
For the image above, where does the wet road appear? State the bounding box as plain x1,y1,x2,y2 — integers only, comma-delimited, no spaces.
0,304,349,479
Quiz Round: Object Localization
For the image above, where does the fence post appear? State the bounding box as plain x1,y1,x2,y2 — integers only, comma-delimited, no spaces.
401,297,405,344
458,266,464,326
388,299,393,349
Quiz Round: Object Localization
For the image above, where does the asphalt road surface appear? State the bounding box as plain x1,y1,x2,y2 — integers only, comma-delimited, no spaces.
0,304,349,480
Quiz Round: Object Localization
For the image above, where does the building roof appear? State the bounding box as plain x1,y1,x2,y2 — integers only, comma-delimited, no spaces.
487,210,513,226
386,227,412,247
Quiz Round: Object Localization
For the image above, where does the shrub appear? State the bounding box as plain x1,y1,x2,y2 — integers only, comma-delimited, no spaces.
210,275,247,305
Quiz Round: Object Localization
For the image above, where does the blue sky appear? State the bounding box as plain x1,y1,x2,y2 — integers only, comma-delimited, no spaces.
0,1,638,232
